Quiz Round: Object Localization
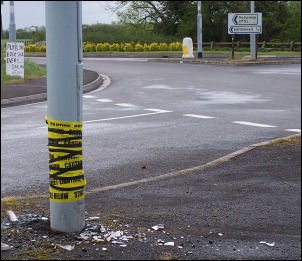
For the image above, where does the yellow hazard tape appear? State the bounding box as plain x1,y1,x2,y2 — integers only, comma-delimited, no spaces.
45,116,86,203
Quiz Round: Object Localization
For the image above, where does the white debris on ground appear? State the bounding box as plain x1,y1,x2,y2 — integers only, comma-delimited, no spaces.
1,214,183,252
85,217,100,221
56,244,75,251
259,241,275,247
151,224,164,231
164,242,175,246
2,213,49,229
6,210,18,222
1,211,278,257
1,243,13,251
76,221,148,249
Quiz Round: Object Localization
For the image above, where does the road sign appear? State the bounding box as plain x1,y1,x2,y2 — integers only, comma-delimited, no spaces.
228,13,262,34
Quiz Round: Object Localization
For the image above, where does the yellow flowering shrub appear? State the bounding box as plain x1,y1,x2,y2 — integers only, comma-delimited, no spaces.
143,43,150,52
24,44,36,52
23,41,183,52
134,43,144,52
123,43,134,52
149,42,159,51
169,42,182,51
159,43,169,51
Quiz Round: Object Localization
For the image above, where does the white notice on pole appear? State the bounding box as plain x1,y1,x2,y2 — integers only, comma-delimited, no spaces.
6,42,24,78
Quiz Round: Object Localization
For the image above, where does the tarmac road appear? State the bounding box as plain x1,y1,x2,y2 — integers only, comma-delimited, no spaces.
1,134,301,260
1,55,301,260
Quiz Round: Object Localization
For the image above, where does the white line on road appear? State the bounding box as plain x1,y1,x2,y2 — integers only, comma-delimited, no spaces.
115,103,138,108
285,129,301,132
233,121,277,128
255,72,299,75
84,110,172,123
83,95,96,98
96,99,113,102
144,108,173,113
183,114,215,119
38,109,172,128
84,57,148,62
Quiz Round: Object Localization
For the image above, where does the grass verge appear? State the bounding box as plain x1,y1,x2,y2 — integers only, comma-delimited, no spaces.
268,135,301,147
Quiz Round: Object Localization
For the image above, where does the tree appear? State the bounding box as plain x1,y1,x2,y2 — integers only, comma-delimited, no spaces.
109,1,301,43
277,1,301,41
255,1,288,41
110,1,194,36
16,28,31,39
30,26,46,43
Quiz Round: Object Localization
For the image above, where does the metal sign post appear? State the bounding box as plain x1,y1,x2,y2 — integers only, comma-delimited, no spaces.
228,11,262,60
250,1,256,59
231,35,235,59
9,1,16,42
197,1,202,58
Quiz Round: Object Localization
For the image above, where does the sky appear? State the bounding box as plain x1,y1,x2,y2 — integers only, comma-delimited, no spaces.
1,1,120,30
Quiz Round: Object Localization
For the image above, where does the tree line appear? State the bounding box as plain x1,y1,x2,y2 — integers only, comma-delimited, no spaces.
113,1,301,42
2,1,300,44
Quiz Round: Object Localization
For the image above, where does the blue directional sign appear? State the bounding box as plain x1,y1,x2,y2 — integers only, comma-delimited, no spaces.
228,13,262,34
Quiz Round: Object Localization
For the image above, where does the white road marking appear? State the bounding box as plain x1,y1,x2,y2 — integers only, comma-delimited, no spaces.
285,129,301,132
183,114,215,119
257,72,299,75
38,108,172,128
144,108,173,113
251,68,301,75
233,121,277,128
244,55,276,58
142,85,180,90
83,95,95,98
115,103,138,108
84,110,172,123
39,109,172,128
96,99,113,103
84,57,148,62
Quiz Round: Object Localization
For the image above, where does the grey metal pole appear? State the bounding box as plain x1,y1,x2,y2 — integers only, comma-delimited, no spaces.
9,1,16,42
250,1,256,59
45,1,85,233
1,1,3,37
197,1,202,58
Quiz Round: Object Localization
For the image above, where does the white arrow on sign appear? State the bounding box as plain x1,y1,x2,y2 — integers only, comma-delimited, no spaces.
232,14,258,25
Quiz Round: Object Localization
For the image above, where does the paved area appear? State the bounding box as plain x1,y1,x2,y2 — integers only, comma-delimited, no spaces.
1,68,102,107
1,56,301,260
1,54,300,108
1,134,300,260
